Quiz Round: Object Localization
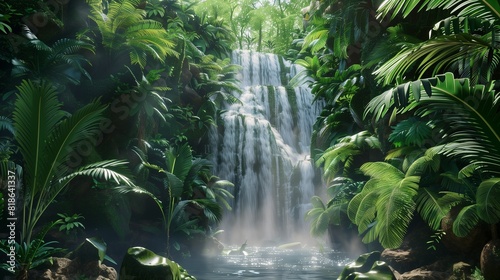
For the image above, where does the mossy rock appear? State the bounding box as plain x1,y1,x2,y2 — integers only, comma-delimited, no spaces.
481,239,500,280
120,247,196,280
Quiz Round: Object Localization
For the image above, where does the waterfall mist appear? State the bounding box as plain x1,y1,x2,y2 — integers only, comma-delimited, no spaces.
210,50,324,246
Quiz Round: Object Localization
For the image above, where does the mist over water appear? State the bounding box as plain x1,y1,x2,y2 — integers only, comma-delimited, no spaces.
210,50,324,246
181,246,350,279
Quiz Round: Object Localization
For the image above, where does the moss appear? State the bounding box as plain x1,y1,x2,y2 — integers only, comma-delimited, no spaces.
267,86,277,126
286,86,298,128
278,55,289,84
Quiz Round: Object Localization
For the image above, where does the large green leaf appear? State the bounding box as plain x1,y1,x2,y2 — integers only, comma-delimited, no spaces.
348,182,379,236
165,143,193,181
415,189,461,230
375,175,419,249
452,204,481,237
476,178,500,224
348,162,419,248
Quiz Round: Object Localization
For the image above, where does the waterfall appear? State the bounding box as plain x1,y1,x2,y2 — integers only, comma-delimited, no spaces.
210,50,323,245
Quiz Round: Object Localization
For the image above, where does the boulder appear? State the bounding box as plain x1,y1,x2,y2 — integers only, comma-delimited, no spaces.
381,249,419,273
480,239,500,280
449,262,473,280
441,206,490,254
400,268,448,280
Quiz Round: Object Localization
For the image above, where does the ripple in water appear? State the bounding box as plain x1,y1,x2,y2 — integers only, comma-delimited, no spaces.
179,246,352,279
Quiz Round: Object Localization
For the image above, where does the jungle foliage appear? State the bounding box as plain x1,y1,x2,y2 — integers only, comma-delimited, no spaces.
299,0,500,251
0,0,240,278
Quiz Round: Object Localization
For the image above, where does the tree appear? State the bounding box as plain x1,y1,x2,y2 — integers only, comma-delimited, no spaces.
193,0,308,54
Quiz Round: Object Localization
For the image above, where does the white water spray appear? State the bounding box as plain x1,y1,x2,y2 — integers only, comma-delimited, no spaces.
210,50,323,246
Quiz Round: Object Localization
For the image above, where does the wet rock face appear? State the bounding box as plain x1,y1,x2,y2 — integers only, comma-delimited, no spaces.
481,239,500,280
29,257,117,280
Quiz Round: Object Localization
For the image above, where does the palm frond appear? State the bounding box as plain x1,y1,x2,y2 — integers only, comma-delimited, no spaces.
165,143,193,181
405,148,441,176
377,0,500,21
190,198,223,223
316,131,381,181
388,117,434,148
348,162,420,248
13,80,64,195
43,100,107,189
374,34,495,85
452,204,481,237
347,180,379,238
415,189,461,230
115,181,167,226
88,0,177,68
430,16,496,37
375,175,419,248
59,159,134,187
366,73,500,177
164,172,184,198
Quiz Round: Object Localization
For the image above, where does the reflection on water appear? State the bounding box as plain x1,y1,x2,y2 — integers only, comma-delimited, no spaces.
179,246,352,279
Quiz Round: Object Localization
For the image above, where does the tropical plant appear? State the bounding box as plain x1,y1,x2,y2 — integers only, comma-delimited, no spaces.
193,0,307,54
118,67,172,149
284,0,500,256
85,0,178,69
305,177,363,236
11,79,134,245
347,161,419,248
374,0,500,86
119,247,197,280
10,37,94,86
186,12,235,58
0,220,65,279
362,72,500,244
315,131,382,182
128,142,231,255
160,144,227,232
56,213,85,235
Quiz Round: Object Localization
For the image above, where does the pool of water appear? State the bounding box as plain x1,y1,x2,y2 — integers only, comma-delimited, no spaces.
179,246,352,279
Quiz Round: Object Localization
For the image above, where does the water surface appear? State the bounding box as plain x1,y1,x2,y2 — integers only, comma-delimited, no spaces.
180,246,351,279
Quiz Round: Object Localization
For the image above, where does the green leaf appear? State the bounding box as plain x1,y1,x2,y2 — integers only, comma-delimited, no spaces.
453,204,481,237
476,178,500,224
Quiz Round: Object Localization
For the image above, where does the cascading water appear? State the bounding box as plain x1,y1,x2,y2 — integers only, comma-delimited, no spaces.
210,50,323,246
